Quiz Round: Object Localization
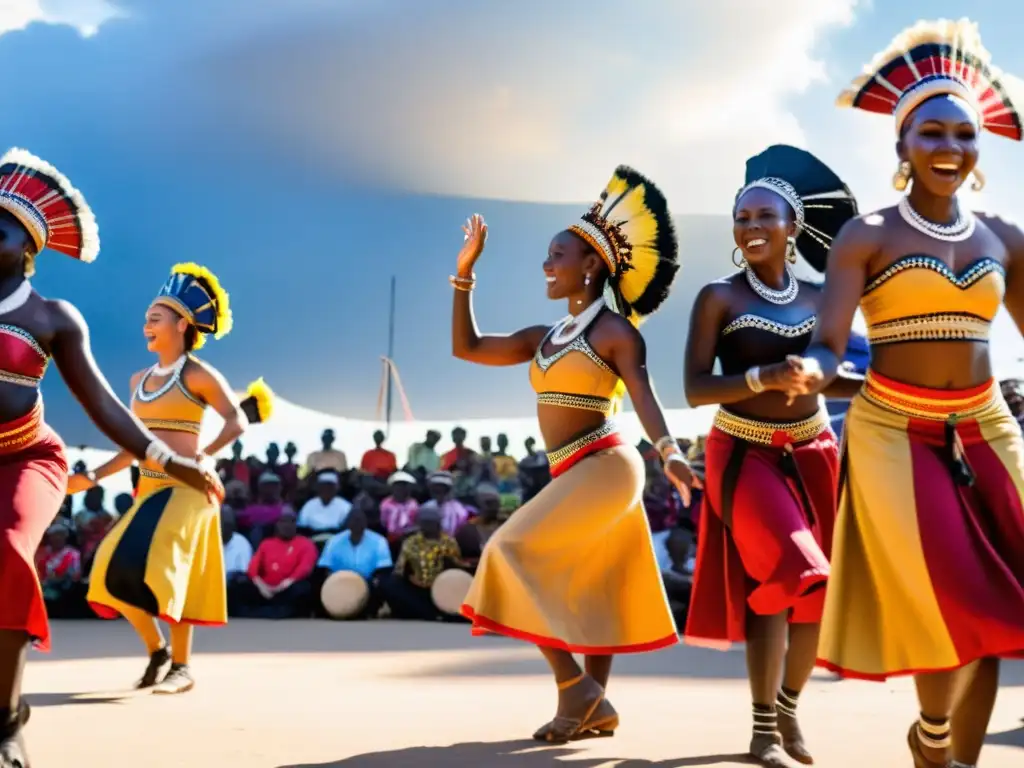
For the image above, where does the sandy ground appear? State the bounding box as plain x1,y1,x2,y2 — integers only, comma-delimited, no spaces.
21,620,1024,767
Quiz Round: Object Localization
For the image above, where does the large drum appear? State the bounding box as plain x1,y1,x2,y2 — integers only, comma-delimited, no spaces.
431,568,473,616
320,571,369,619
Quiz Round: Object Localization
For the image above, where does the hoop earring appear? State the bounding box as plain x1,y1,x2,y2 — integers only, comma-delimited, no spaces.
970,167,986,192
892,160,911,192
731,246,746,269
786,238,797,264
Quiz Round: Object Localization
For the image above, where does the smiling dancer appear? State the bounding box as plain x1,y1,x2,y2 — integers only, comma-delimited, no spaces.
0,150,221,768
452,167,695,743
76,263,273,695
782,19,1024,768
683,146,859,767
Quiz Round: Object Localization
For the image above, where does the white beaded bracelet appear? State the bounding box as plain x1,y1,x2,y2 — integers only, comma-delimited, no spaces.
145,439,174,468
745,366,766,394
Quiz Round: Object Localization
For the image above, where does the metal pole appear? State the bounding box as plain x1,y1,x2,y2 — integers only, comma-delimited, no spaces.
385,276,396,436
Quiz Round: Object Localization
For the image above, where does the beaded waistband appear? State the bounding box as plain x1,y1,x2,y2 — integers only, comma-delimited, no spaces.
862,370,996,421
0,401,43,455
0,369,41,387
536,391,613,415
141,417,202,435
867,313,991,345
546,422,621,477
713,407,830,447
139,466,170,480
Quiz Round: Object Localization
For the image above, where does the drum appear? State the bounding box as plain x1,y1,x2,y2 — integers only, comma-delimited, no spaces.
431,568,473,615
320,571,369,619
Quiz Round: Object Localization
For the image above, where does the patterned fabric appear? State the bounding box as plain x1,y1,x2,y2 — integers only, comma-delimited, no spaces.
394,533,461,588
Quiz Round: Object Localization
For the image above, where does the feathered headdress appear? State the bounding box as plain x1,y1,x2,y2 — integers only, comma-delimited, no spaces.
239,377,274,424
735,145,858,273
568,166,679,326
838,18,1023,140
151,262,233,350
0,148,99,262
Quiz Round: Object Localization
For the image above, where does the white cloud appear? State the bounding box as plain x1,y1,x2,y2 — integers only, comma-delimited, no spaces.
200,0,861,214
0,0,123,38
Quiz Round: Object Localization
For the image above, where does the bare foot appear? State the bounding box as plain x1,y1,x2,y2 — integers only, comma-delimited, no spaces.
777,710,813,764
750,733,803,767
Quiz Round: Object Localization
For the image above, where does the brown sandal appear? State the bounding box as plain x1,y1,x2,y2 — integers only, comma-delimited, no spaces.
532,673,605,745
533,698,619,741
907,722,946,768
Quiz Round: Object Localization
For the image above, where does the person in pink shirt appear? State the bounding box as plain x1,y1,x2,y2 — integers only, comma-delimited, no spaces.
418,471,468,536
379,471,420,542
236,472,292,544
233,511,316,619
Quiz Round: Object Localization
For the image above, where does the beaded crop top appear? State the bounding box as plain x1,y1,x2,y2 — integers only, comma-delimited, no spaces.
861,255,1004,345
529,327,622,415
716,313,817,375
0,324,48,388
131,359,206,436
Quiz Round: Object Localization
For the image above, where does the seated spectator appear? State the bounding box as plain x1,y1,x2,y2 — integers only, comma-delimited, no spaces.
35,521,85,618
223,477,251,511
518,437,550,502
316,508,393,618
279,441,300,498
73,484,108,529
380,471,419,541
379,507,463,621
361,430,398,480
237,472,291,544
113,492,134,517
304,428,348,477
232,511,317,619
296,472,351,538
454,483,502,571
452,453,481,500
491,433,519,490
644,474,681,532
76,503,118,576
440,427,475,471
221,506,254,588
216,440,251,486
407,430,441,473
654,527,696,631
419,471,468,536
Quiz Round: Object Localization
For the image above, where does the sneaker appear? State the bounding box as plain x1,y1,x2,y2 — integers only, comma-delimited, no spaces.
136,647,172,689
153,663,194,695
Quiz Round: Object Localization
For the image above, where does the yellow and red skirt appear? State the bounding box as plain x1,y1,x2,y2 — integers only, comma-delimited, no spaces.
685,407,837,648
0,402,68,651
461,422,678,653
88,470,226,626
819,371,1024,680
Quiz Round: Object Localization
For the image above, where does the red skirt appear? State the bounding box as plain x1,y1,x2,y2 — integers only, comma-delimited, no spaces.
684,407,838,648
0,403,68,651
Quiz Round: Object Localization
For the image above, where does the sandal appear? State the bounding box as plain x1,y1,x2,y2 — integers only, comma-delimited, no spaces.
0,701,30,768
533,698,619,742
532,673,605,745
750,734,802,768
907,722,946,768
136,647,172,689
776,709,813,764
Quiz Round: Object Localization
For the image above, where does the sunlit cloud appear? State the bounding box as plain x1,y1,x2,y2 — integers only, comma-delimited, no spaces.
0,0,123,38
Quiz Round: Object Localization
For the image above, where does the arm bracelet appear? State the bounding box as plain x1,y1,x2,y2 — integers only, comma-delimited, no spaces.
745,366,766,394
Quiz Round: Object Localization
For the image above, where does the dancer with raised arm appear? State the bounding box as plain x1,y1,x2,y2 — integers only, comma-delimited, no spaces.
0,149,221,768
77,264,273,695
452,167,695,744
683,145,859,767
782,19,1024,768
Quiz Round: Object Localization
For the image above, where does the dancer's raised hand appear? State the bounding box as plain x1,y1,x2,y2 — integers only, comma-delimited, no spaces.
456,214,488,278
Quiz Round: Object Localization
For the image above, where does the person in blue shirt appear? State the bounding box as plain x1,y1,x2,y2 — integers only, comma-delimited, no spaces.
316,508,392,618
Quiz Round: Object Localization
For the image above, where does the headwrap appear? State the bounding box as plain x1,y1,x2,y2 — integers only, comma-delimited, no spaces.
734,145,859,273
838,18,1023,140
567,166,679,327
0,148,99,262
151,262,233,350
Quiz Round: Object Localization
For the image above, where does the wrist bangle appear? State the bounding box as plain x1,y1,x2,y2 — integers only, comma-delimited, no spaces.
745,366,765,394
85,471,98,487
665,453,689,468
655,436,681,462
145,439,174,468
449,274,476,291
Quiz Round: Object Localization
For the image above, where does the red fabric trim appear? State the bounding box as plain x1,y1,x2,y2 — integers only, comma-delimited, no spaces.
816,644,1024,682
460,603,678,654
88,602,225,627
868,370,993,401
549,433,624,478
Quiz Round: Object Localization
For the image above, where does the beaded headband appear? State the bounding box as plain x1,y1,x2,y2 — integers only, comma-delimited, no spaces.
735,177,805,228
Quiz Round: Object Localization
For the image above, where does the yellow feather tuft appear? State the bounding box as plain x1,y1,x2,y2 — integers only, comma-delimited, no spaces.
242,377,275,423
170,262,234,339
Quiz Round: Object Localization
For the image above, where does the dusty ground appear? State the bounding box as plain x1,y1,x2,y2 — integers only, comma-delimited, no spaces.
22,620,1024,767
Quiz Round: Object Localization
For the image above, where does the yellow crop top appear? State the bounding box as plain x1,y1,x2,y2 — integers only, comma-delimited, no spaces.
131,360,206,436
529,328,622,415
860,255,1004,345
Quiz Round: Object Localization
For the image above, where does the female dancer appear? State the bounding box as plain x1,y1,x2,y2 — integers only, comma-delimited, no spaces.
0,149,221,767
453,166,696,744
73,263,273,695
683,145,860,767
784,18,1024,768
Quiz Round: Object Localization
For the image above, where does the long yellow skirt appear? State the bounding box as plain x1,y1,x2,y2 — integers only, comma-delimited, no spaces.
461,436,678,653
819,371,1024,680
87,475,226,625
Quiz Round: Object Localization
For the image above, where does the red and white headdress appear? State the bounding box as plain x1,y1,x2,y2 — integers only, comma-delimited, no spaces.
0,148,99,262
838,18,1024,141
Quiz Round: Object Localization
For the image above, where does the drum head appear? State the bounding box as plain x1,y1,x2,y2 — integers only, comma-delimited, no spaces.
321,571,369,619
431,568,473,615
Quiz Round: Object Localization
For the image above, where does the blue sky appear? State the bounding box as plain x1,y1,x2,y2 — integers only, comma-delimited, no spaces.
4,1,1024,446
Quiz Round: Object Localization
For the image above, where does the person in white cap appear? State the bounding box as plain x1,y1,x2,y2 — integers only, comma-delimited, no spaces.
296,472,351,535
418,470,468,536
380,471,420,542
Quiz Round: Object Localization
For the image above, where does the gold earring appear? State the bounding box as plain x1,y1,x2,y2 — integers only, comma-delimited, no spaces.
892,160,911,191
731,246,746,269
786,238,797,264
971,167,986,192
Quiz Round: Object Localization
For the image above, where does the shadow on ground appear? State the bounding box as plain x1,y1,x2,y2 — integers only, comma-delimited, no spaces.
986,720,1024,750
280,740,755,767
